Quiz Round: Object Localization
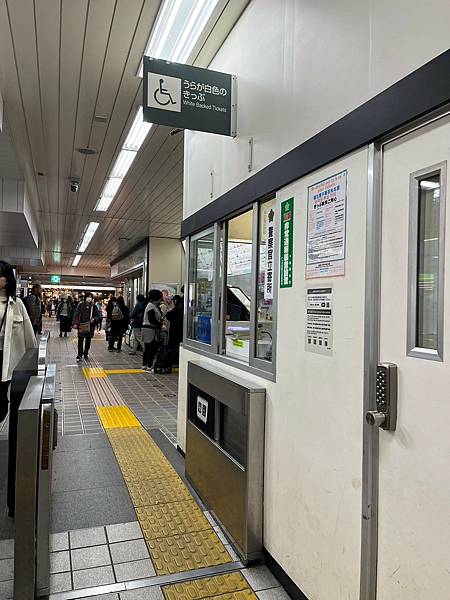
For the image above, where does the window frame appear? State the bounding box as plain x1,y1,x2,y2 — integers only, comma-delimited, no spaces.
184,197,278,380
407,161,447,361
184,225,219,353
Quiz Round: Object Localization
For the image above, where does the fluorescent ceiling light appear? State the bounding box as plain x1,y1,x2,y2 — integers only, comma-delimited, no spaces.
110,150,136,178
138,0,220,77
123,107,152,151
72,254,82,267
78,222,99,253
95,107,152,212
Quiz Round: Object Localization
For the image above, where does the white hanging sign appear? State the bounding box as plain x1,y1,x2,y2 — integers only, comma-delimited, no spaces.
264,207,276,299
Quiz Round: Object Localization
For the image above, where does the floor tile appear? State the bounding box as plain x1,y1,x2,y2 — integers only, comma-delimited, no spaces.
50,571,72,593
70,526,107,548
71,544,111,570
72,565,115,589
241,566,280,591
50,550,71,574
110,539,149,564
120,587,164,600
113,559,155,582
106,521,143,544
0,558,14,582
0,579,13,599
0,539,14,560
50,531,69,552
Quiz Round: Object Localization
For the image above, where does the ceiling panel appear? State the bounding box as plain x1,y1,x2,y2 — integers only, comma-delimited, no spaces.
0,0,246,273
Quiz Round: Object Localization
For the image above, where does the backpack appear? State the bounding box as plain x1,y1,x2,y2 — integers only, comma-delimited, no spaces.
111,305,123,321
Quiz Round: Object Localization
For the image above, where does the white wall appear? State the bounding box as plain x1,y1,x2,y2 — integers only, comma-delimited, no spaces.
181,2,450,598
184,0,450,219
180,148,368,600
148,236,184,285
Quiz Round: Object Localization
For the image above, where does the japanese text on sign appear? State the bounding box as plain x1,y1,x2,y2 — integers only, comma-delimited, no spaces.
305,287,333,355
306,171,347,279
280,198,294,288
264,207,276,299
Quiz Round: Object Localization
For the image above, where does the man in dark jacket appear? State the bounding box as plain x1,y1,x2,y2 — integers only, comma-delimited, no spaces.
73,292,98,360
129,294,146,355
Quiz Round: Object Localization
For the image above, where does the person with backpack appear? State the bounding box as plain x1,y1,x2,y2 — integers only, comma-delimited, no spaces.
73,292,98,360
24,283,42,334
129,294,146,355
107,296,129,352
142,289,163,371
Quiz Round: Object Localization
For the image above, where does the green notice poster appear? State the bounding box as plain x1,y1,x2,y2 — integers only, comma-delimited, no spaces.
280,198,294,288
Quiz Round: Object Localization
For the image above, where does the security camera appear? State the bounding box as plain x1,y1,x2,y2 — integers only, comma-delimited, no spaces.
70,180,79,193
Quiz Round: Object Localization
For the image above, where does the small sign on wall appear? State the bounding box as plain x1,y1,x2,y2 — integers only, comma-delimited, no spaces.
264,207,276,299
196,396,208,424
306,170,347,279
305,287,333,355
280,198,294,288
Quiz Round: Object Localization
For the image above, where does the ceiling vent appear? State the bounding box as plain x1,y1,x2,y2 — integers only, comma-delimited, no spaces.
94,114,108,123
76,147,97,155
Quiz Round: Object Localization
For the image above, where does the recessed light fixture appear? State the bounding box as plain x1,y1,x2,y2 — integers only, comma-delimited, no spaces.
137,0,221,77
94,107,152,212
76,147,98,155
77,222,99,253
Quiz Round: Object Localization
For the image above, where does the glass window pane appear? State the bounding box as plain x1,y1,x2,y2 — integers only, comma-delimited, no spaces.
256,198,276,361
187,231,215,344
224,210,253,362
416,174,440,350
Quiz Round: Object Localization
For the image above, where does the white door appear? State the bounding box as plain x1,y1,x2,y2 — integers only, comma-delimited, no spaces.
378,114,450,599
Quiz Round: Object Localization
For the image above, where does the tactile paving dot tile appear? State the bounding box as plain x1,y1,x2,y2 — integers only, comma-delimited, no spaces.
162,572,256,600
128,477,191,507
136,500,210,539
147,529,232,575
98,406,141,428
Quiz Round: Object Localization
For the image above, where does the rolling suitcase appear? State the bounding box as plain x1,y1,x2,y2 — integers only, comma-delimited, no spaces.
153,345,173,374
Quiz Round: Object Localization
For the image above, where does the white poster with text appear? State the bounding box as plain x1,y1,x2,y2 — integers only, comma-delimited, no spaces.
306,170,347,279
305,287,333,355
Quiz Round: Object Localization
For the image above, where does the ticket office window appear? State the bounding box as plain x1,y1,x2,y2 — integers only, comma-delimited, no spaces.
186,198,278,377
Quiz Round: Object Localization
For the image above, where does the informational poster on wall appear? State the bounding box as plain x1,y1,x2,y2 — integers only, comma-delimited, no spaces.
305,287,333,355
264,207,276,299
306,170,347,279
280,198,294,288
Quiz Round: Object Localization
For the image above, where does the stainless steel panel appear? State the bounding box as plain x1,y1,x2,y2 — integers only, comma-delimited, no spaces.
186,362,265,563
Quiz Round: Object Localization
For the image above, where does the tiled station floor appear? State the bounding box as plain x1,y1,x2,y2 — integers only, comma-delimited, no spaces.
0,320,289,599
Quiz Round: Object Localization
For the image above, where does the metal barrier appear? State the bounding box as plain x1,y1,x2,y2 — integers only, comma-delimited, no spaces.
7,332,49,517
185,361,266,563
14,364,56,599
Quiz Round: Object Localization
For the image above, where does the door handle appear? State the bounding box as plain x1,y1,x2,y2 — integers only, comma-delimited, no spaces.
366,362,398,431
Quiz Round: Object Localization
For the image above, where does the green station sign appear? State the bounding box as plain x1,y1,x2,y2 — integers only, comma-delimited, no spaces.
143,57,236,137
50,275,61,284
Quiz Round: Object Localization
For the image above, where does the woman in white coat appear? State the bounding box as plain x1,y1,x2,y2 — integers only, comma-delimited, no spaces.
0,261,37,423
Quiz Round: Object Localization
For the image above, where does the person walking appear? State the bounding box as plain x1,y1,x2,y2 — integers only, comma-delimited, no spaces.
24,283,42,334
107,296,129,352
142,289,163,371
95,298,104,331
56,297,72,337
73,292,98,360
0,261,37,424
129,294,146,355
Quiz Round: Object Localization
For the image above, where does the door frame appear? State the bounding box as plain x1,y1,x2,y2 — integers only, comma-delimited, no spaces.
360,104,450,600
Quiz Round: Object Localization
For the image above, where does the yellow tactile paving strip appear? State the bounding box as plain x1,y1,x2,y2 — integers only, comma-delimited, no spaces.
100,412,233,575
104,368,145,375
83,367,145,378
162,572,257,600
83,367,107,379
97,406,141,429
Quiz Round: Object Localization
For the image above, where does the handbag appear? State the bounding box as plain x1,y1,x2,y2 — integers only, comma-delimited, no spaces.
78,304,93,335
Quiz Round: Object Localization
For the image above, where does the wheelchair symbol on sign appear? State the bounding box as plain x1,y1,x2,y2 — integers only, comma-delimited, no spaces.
154,78,177,106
